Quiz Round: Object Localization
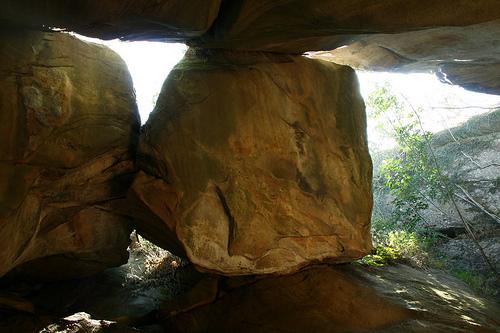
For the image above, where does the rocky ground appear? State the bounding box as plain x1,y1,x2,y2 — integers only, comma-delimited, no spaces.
1,236,499,332
0,234,183,332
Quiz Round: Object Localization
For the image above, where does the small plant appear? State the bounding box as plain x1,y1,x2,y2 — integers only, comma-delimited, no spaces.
360,245,399,267
362,228,433,268
451,269,499,298
387,230,432,267
453,270,484,289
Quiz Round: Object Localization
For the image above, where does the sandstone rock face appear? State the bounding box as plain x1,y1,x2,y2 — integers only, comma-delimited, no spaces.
160,264,500,333
1,0,221,41
312,19,500,95
131,49,373,276
197,0,500,53
3,1,499,95
426,110,500,274
5,1,499,48
0,29,140,279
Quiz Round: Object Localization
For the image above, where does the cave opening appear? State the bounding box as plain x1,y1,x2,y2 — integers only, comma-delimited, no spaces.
73,34,187,124
63,35,500,304
1,22,499,331
131,40,500,294
353,70,500,292
86,34,500,303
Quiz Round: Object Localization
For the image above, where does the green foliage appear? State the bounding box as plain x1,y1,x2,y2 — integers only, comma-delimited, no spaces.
386,230,431,267
361,245,399,267
366,85,443,268
362,228,431,267
371,216,397,243
366,85,497,296
451,270,499,297
367,85,447,229
452,270,484,289
368,85,399,118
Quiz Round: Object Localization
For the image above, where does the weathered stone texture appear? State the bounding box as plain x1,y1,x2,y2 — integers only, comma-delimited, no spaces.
131,49,373,276
1,0,222,41
160,264,500,333
2,1,499,94
427,110,500,273
311,20,500,95
40,312,137,333
0,29,140,279
197,0,500,53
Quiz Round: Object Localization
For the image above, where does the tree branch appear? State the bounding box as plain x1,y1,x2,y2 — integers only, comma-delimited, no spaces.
430,105,500,110
455,184,500,225
460,151,500,169
401,94,498,275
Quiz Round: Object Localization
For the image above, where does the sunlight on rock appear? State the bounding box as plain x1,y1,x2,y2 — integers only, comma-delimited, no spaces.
461,314,481,326
430,287,457,301
403,300,424,311
0,3,499,332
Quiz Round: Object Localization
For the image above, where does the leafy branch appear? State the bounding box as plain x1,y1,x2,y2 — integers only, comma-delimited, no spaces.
367,85,498,275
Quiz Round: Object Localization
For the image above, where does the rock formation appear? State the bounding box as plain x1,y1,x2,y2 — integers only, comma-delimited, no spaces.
40,313,136,333
0,0,222,41
1,1,498,93
0,29,140,279
130,49,373,275
159,263,500,332
0,2,499,332
198,1,500,95
311,19,500,95
426,110,500,273
3,261,499,332
196,0,500,53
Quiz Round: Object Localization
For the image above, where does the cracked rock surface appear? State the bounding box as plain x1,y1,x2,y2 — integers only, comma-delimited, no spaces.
0,29,140,279
130,49,373,276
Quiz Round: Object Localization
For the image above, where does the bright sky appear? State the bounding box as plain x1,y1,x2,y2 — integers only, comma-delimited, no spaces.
73,34,187,123
72,36,500,147
358,71,500,130
358,72,500,151
103,40,187,122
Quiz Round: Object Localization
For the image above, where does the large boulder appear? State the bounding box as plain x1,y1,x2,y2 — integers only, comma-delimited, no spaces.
130,49,373,276
4,1,498,48
311,19,500,95
0,29,140,279
0,0,222,41
2,262,498,332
